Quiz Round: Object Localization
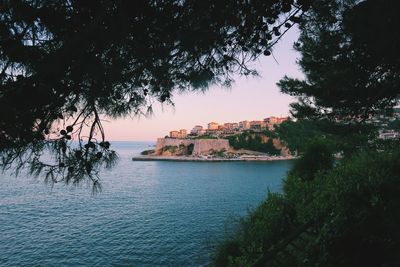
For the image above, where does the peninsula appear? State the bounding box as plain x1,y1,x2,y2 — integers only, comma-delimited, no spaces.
133,116,297,162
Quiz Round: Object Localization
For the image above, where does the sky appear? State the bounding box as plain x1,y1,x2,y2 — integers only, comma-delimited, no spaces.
103,28,304,141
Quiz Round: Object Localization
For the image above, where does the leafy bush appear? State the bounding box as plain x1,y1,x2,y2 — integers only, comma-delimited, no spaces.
187,143,194,155
214,146,400,266
228,132,281,155
289,140,334,181
161,145,177,153
140,149,155,155
209,149,226,157
275,120,375,156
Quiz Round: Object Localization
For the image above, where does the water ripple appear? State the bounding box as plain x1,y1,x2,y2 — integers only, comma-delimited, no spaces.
0,141,292,266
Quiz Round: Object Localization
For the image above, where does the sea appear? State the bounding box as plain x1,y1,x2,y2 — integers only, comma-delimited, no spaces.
0,141,293,266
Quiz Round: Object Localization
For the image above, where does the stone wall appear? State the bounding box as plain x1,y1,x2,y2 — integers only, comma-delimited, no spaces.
155,138,230,156
154,137,290,156
192,139,230,156
155,138,194,155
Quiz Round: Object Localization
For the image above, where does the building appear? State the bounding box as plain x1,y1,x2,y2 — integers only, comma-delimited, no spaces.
169,116,289,139
206,129,223,137
394,107,400,118
169,131,179,138
379,130,400,140
264,116,289,124
278,117,289,123
208,122,219,130
178,129,187,138
238,120,250,130
223,123,239,134
265,116,278,124
250,120,267,131
223,123,239,130
218,125,226,131
224,123,234,130
264,116,289,130
191,125,205,135
170,129,187,139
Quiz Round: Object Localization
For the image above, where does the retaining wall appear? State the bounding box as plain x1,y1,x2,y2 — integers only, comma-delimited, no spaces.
155,138,194,155
192,139,230,155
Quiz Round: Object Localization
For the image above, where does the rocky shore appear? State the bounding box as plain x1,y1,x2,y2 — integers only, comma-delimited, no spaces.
132,155,296,162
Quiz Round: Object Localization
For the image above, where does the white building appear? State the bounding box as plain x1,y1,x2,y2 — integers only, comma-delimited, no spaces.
379,130,400,140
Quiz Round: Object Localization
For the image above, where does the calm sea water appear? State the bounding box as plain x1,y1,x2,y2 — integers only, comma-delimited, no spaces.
0,141,292,266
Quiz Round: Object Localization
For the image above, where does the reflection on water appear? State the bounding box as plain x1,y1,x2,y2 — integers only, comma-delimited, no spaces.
0,141,292,266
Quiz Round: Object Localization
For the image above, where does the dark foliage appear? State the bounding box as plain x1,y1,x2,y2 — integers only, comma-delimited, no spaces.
278,0,400,121
275,119,376,155
187,143,194,155
289,140,334,181
214,1,400,265
214,146,400,266
140,149,155,155
275,119,326,153
228,131,281,155
0,0,312,187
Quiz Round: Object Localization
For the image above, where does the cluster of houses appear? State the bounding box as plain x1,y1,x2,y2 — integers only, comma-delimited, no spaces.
374,107,400,140
378,130,400,140
167,109,400,141
169,116,289,139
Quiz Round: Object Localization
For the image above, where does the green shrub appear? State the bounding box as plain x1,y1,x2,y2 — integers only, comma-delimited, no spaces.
140,149,155,155
162,145,177,153
187,143,194,155
209,148,226,157
289,140,334,181
214,147,400,266
227,132,281,155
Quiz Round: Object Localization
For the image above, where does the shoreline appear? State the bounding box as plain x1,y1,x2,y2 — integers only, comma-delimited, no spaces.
132,155,297,162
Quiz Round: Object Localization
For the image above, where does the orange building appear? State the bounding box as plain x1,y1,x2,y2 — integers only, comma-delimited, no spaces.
170,129,187,138
207,122,219,130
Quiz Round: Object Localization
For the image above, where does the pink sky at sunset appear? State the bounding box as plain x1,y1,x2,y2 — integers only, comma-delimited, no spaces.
103,28,304,141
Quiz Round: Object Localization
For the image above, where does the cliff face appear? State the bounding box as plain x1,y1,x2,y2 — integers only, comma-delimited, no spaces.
192,139,230,156
272,138,291,157
259,135,291,156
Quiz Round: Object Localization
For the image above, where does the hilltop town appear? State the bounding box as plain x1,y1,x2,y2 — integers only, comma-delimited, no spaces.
134,116,294,162
168,116,289,139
